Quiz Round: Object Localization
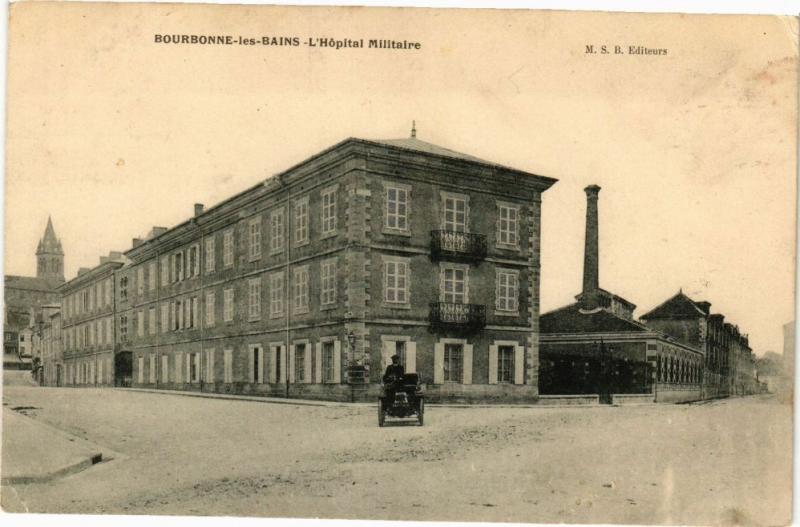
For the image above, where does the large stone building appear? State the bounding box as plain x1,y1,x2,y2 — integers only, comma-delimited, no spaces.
540,186,705,403
59,133,557,402
640,292,757,399
60,253,127,387
4,217,65,369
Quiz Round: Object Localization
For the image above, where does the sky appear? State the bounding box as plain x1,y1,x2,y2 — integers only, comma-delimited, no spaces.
4,3,797,355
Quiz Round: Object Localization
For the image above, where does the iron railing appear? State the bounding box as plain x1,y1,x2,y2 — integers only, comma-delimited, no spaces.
430,230,487,262
429,302,486,333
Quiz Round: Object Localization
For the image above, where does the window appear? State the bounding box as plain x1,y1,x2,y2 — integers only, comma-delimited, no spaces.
293,266,309,314
442,266,468,304
137,356,144,384
162,355,169,383
149,307,156,335
497,203,520,247
223,229,234,268
96,282,103,309
223,288,234,322
204,349,215,382
188,297,198,329
249,217,262,260
205,292,215,327
320,259,337,307
442,193,468,232
160,257,169,287
384,258,409,305
321,186,337,236
137,310,145,337
223,349,233,383
119,315,128,343
205,237,215,273
270,272,284,317
106,318,112,344
295,344,306,382
189,245,200,277
161,303,169,334
395,341,406,368
385,184,410,232
149,354,156,384
189,353,200,383
322,341,335,383
89,287,95,311
444,343,463,382
249,344,264,384
174,252,184,282
496,269,519,313
293,197,309,245
270,208,285,254
97,320,104,345
248,278,262,321
498,345,515,383
137,267,145,295
149,262,157,291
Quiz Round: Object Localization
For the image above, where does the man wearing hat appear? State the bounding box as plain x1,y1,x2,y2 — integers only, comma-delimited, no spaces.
382,354,405,402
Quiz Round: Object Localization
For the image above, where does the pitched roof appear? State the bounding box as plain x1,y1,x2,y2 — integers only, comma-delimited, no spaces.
5,275,62,293
640,291,708,320
369,137,500,166
541,302,651,334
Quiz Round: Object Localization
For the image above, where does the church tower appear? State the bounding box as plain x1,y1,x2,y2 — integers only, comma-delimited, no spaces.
36,216,64,283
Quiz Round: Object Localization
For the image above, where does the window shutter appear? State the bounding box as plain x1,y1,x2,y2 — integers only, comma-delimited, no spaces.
248,346,255,383
288,345,296,383
162,355,168,383
515,345,525,385
176,353,182,383
315,343,323,384
138,357,144,384
170,254,176,283
434,343,444,384
463,344,473,384
194,245,200,276
304,348,312,384
405,342,416,374
333,340,342,384
98,360,103,385
209,350,215,382
489,345,498,385
381,340,393,372
269,346,277,384
258,347,265,384
192,297,199,328
186,353,191,383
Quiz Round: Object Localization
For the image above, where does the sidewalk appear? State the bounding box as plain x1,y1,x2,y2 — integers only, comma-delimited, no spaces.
119,387,607,409
1,407,103,485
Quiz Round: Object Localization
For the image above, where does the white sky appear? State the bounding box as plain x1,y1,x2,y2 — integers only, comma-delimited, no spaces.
4,3,797,356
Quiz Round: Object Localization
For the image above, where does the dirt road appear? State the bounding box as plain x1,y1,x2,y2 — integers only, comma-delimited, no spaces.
1,386,791,525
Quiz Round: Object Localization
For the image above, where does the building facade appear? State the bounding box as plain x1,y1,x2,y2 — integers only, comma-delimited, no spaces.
59,254,126,387
4,217,66,369
540,185,704,403
640,292,759,399
117,135,556,402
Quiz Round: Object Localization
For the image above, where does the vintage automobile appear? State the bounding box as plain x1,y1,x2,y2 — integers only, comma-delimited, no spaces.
378,372,424,427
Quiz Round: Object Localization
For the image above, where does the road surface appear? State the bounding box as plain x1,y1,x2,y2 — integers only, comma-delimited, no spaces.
1,386,791,525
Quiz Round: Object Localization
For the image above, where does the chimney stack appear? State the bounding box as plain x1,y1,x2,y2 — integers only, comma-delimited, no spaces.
582,185,601,304
194,203,204,217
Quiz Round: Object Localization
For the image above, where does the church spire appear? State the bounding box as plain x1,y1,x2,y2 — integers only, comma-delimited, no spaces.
36,215,64,282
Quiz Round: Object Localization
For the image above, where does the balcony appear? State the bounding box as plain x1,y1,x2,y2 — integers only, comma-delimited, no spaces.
430,230,487,263
429,302,486,334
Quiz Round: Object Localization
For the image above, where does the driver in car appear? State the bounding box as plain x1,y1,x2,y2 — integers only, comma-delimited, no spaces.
383,354,405,401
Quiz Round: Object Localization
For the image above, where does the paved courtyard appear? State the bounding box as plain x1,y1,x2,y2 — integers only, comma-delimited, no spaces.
1,386,792,525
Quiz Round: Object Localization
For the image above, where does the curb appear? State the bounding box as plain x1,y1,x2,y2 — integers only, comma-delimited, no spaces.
117,387,616,409
2,453,103,485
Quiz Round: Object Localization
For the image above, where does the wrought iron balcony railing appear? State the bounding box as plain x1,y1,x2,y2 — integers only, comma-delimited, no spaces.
430,230,488,263
429,302,486,333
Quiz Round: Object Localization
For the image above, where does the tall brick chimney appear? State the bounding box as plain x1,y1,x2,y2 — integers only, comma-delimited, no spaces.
582,185,601,306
